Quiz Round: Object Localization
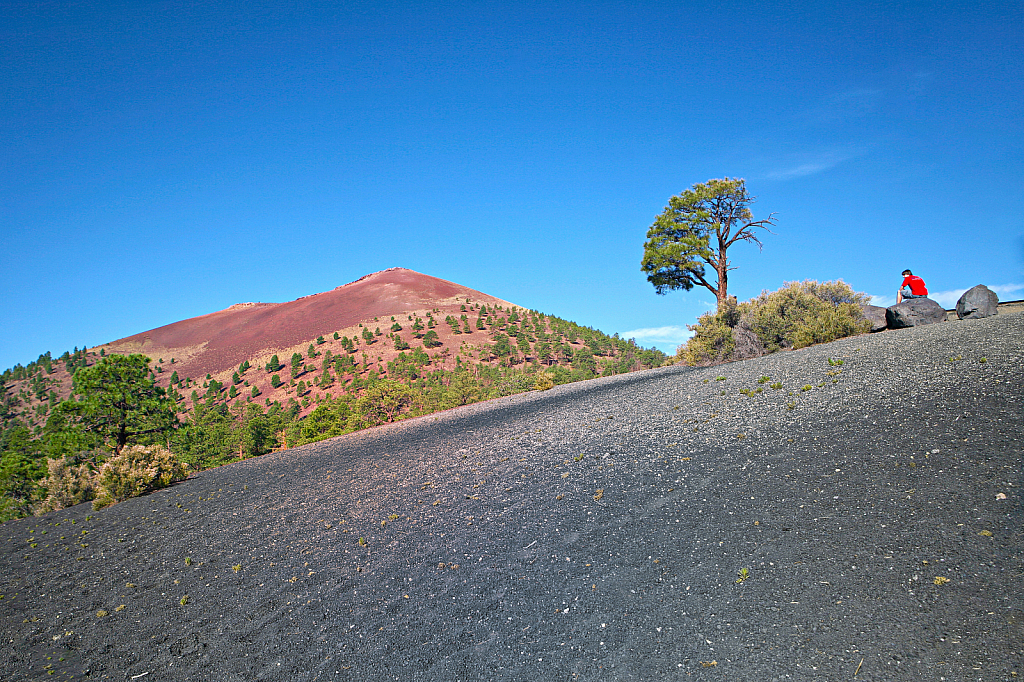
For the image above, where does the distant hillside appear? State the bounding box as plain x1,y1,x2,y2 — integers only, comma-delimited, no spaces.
103,268,515,379
1,268,665,432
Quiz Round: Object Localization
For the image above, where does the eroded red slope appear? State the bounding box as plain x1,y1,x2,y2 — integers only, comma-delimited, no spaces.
105,268,511,378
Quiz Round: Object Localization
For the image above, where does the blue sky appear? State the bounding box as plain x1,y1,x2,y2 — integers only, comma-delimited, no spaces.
2,0,1022,369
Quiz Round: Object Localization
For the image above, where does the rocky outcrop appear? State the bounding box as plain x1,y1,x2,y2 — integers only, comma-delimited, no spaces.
860,304,888,332
732,325,765,359
955,285,999,320
886,298,947,328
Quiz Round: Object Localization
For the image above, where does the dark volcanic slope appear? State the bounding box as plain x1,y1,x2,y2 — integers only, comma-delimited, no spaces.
3,313,1021,681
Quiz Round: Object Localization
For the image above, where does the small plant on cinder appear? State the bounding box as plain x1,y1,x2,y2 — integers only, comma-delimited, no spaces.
736,567,749,583
770,382,782,390
827,358,843,366
801,384,812,392
757,376,770,384
179,595,189,606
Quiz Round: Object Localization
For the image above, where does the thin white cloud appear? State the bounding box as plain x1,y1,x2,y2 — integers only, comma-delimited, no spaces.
869,283,1023,309
767,161,840,180
989,283,1024,297
867,294,896,308
928,289,969,308
766,150,860,181
620,325,693,345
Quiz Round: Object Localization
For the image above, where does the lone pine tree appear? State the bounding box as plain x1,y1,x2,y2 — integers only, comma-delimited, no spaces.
641,178,775,311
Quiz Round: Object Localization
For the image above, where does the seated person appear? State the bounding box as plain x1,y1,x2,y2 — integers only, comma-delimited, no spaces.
897,269,928,304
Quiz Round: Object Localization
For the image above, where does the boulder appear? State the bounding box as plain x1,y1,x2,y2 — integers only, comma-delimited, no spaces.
955,284,999,320
860,304,888,332
886,298,947,328
732,325,765,359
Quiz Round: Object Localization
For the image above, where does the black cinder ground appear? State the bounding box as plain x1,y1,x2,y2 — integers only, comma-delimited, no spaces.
2,312,1021,681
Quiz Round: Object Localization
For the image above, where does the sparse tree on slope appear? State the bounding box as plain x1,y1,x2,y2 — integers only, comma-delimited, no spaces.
49,354,178,455
641,178,775,311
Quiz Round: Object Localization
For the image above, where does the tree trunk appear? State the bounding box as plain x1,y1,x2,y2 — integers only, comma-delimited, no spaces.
716,262,729,311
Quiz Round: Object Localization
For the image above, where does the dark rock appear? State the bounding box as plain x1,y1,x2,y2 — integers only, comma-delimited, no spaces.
955,285,999,320
860,304,888,332
732,325,765,359
886,298,947,328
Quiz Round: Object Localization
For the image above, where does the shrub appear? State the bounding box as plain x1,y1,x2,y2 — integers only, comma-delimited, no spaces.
38,445,188,512
789,304,868,349
91,445,188,510
680,308,736,366
533,373,555,391
743,280,869,351
38,455,99,512
680,280,870,365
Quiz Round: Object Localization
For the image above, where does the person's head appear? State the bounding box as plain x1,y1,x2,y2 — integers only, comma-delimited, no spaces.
902,269,913,276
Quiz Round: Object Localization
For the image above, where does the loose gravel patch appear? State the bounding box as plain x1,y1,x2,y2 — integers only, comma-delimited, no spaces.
2,312,1021,681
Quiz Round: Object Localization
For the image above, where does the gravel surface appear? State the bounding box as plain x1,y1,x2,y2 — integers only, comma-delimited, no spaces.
3,312,1021,681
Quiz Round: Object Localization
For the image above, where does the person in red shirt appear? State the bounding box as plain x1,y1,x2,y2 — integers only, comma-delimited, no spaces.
897,269,928,304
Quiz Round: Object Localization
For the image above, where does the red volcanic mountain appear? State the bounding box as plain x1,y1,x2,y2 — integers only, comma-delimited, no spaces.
103,268,513,380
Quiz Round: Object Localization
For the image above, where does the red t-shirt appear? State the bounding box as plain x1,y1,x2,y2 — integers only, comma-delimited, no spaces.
901,275,928,296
